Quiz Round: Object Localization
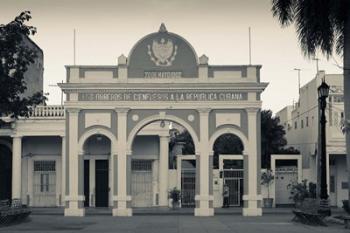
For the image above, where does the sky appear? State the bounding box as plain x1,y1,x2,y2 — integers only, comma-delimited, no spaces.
0,0,343,113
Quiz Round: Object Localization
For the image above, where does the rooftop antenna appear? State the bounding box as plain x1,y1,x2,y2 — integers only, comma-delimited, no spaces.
73,29,76,65
248,27,252,65
48,80,64,105
293,68,301,94
312,57,320,73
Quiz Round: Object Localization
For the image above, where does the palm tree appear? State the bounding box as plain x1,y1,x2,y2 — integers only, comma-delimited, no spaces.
271,0,350,205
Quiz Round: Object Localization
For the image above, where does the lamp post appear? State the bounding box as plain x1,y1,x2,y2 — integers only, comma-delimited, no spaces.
317,79,331,216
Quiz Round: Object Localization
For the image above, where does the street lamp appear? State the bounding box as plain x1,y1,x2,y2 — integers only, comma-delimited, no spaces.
317,79,331,216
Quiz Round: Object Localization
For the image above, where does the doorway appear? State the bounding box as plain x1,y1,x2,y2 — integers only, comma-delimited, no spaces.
222,159,244,207
95,160,109,207
131,160,153,207
0,145,12,201
84,160,90,207
181,159,196,207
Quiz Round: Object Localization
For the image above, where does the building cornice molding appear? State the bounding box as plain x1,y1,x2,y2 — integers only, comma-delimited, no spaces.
60,82,268,92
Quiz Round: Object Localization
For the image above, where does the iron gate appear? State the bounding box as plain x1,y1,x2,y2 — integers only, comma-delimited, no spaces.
223,169,243,207
181,169,196,207
33,161,56,207
131,160,153,207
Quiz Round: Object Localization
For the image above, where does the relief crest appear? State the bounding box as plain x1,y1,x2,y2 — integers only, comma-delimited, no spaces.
147,38,178,66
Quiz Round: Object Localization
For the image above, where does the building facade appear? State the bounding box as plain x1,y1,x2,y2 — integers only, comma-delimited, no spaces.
276,71,346,207
0,24,267,216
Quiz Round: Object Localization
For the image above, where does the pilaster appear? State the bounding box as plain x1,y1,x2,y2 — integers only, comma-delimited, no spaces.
159,135,169,206
61,136,66,206
243,108,262,216
11,136,22,199
195,108,214,216
64,108,85,216
113,108,132,216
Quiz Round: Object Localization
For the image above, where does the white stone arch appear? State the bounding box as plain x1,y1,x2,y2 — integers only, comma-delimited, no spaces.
0,139,12,151
127,114,199,152
209,127,248,153
78,128,117,154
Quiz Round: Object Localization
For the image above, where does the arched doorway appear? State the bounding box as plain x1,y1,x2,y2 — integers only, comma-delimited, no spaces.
128,119,197,208
82,134,111,207
211,132,245,208
0,144,12,200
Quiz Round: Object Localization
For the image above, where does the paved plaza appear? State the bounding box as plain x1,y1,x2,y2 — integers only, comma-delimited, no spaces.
0,214,347,233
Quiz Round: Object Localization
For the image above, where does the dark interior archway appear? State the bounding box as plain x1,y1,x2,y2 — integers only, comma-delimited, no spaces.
0,145,12,200
213,133,244,169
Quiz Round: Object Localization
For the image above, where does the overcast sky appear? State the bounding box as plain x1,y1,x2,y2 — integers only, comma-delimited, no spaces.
0,0,343,113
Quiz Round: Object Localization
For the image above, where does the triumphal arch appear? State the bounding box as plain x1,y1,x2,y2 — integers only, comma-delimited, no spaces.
60,24,267,217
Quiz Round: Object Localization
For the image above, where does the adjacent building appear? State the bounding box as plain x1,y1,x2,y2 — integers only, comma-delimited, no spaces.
276,71,346,207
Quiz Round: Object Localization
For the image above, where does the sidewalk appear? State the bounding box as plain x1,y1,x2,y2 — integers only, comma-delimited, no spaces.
30,207,345,216
0,214,347,233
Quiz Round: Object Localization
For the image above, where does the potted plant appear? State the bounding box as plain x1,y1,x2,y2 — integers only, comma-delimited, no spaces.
261,169,274,208
169,187,181,209
287,179,317,209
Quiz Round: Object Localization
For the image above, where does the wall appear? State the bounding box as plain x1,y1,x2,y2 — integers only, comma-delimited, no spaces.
22,36,44,98
21,136,62,206
335,155,347,207
132,136,159,159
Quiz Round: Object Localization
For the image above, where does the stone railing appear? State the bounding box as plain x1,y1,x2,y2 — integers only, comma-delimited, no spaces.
29,105,65,118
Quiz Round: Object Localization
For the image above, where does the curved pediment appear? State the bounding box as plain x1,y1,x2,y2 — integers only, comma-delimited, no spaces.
127,23,198,78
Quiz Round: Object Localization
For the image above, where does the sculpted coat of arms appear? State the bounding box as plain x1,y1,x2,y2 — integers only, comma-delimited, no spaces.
147,38,178,66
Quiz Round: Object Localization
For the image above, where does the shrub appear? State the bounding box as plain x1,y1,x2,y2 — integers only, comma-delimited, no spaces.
287,179,317,203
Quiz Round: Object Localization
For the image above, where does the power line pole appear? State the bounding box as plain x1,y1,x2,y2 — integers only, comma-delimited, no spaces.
248,27,252,65
73,29,76,65
313,57,320,73
48,80,64,105
294,68,301,94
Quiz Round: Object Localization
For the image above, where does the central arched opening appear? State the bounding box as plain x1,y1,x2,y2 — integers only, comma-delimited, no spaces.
211,133,244,208
82,134,111,208
129,119,197,208
0,143,12,201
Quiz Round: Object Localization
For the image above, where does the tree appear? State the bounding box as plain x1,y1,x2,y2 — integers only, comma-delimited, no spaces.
261,110,299,168
0,11,45,124
213,134,243,168
271,0,350,203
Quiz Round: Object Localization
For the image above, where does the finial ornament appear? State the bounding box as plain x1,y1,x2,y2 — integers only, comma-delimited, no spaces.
159,23,167,33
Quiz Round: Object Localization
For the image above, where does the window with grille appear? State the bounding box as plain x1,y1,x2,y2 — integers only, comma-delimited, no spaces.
132,160,152,171
34,161,56,193
34,161,56,171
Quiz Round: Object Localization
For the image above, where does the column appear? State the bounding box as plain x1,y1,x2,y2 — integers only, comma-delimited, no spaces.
61,136,66,206
12,136,22,199
64,108,85,216
158,135,169,206
195,108,214,216
243,108,262,216
113,108,132,216
152,160,159,206
89,159,95,207
27,158,33,206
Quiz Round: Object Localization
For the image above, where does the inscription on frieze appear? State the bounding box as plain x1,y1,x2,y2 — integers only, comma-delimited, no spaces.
78,90,247,102
144,71,182,78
